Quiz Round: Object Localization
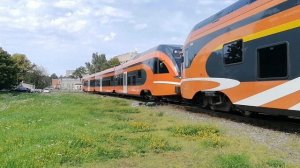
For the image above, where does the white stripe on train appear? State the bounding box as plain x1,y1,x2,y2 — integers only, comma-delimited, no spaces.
157,77,300,111
235,77,300,108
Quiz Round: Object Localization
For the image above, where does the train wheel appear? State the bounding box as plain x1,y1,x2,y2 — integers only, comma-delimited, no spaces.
194,93,209,108
240,110,253,117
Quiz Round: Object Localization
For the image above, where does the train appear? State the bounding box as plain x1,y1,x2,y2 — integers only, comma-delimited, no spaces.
83,0,300,118
82,45,183,100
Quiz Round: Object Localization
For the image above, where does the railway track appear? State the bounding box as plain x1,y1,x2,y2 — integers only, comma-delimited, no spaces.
160,101,300,134
98,93,300,134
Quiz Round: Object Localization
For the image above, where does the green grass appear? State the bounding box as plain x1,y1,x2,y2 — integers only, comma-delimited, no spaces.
0,93,298,168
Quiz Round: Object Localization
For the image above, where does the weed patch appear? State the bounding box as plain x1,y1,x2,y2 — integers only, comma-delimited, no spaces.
96,147,128,161
169,125,220,138
216,154,251,168
132,134,180,154
266,159,286,168
110,122,152,133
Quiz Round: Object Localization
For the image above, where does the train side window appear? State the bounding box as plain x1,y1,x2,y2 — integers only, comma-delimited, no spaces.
132,76,136,85
258,43,288,79
138,70,142,78
158,60,169,74
223,39,243,65
127,76,131,85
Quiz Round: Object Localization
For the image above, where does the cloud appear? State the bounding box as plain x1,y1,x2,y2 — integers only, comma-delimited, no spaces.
26,0,45,9
134,23,148,30
53,0,80,9
99,32,117,41
95,6,132,18
50,17,87,33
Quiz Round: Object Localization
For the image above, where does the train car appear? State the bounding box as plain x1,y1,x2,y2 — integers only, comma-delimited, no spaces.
82,75,95,92
83,44,183,99
181,0,300,117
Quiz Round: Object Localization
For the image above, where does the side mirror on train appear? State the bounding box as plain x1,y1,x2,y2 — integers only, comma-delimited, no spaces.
180,55,184,63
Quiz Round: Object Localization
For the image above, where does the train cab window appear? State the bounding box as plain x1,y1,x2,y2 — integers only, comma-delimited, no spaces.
184,48,189,68
158,60,169,74
223,39,243,65
258,43,288,79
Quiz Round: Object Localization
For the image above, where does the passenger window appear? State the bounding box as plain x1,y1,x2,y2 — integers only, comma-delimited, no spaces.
223,39,243,65
138,70,142,78
132,76,136,85
258,43,288,79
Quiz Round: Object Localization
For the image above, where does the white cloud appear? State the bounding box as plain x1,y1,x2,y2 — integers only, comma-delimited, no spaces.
50,17,87,33
134,23,148,30
95,6,132,18
99,32,117,41
26,0,45,9
54,0,80,9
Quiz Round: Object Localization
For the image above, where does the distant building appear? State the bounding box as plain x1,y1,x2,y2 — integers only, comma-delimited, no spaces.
114,51,138,64
51,78,82,91
65,70,75,77
52,79,60,89
60,78,82,91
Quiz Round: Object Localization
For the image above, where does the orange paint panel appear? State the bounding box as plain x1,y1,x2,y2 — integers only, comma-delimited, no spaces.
262,91,300,110
187,0,286,44
222,81,285,103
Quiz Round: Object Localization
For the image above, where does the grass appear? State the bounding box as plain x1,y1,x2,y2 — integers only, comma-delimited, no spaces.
0,92,299,168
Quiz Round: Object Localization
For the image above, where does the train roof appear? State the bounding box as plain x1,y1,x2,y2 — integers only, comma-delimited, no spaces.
133,44,182,59
191,0,257,32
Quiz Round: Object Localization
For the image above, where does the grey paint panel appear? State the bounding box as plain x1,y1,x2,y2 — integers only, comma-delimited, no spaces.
206,28,300,82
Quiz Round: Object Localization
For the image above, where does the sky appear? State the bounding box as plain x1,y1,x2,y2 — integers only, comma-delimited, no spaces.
0,0,237,76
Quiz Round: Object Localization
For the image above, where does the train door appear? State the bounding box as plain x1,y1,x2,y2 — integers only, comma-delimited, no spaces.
100,77,103,92
123,72,128,94
88,80,90,92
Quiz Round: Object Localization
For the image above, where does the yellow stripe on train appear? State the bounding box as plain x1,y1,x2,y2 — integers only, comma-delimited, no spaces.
214,19,300,51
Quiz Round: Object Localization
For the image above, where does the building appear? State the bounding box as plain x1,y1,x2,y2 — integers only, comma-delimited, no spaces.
52,79,60,89
114,51,138,64
65,70,75,77
51,78,82,91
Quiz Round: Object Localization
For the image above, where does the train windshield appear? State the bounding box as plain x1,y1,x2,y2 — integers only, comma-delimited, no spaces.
173,49,183,76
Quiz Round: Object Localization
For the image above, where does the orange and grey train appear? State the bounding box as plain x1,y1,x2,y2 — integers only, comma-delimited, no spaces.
82,45,183,99
181,0,300,117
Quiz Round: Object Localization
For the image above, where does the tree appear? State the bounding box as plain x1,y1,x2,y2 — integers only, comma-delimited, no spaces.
107,57,121,67
25,64,51,89
0,48,19,89
11,53,32,83
85,53,109,74
72,66,87,78
84,53,120,74
50,73,58,79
